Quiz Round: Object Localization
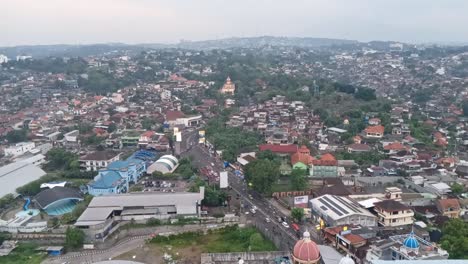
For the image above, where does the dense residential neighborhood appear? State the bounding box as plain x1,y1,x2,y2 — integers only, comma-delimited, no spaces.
0,37,467,264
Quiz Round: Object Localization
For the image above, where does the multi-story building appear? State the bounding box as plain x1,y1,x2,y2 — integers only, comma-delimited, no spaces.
4,142,35,157
79,151,121,171
374,200,414,227
435,198,460,219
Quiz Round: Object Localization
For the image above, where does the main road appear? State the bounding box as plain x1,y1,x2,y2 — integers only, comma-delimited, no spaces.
180,130,321,251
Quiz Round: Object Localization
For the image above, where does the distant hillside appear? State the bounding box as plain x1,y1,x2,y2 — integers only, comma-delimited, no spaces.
143,36,359,50
0,36,359,58
0,43,147,58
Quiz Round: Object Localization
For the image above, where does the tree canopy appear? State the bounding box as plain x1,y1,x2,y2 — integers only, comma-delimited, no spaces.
291,207,305,223
45,148,78,171
244,159,279,194
440,218,468,259
290,168,309,191
65,227,85,250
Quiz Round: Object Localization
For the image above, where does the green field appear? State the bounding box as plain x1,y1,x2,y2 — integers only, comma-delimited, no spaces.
0,243,46,264
150,225,276,253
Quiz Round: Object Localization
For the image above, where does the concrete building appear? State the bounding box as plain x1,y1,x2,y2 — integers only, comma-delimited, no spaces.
374,200,414,227
4,142,35,157
79,151,121,171
365,231,448,262
310,195,377,227
75,189,204,240
435,199,460,219
87,170,128,196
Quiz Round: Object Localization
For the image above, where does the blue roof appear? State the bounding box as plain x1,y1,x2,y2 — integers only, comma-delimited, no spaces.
107,160,130,170
90,171,124,188
131,150,157,161
403,231,420,249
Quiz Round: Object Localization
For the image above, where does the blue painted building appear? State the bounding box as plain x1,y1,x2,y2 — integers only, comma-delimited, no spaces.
88,170,128,196
87,150,157,196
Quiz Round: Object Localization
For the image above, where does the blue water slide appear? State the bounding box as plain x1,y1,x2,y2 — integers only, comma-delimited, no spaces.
23,197,31,211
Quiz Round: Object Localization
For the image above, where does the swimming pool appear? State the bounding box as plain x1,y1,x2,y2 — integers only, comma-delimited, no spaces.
15,209,40,218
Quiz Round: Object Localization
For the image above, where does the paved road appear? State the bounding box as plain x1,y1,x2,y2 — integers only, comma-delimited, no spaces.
44,235,149,264
181,133,322,250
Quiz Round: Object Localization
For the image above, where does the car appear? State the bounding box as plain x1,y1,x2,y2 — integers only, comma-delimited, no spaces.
248,194,253,199
282,222,290,228
265,217,271,223
252,205,258,210
277,217,283,223
244,211,250,215
250,209,256,214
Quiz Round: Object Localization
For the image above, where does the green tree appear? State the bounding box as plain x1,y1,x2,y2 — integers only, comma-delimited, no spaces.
451,183,464,195
5,129,28,143
440,218,468,259
291,207,305,223
257,150,278,161
45,148,78,171
65,227,85,250
245,159,279,194
463,101,468,116
355,87,376,101
290,168,308,191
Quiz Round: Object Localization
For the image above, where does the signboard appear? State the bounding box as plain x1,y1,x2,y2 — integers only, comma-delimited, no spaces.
294,195,309,208
175,132,182,142
198,138,206,144
198,130,205,137
220,171,228,189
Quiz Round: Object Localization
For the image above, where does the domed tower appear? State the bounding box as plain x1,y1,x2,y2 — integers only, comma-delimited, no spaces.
338,254,355,264
292,231,321,264
403,231,420,253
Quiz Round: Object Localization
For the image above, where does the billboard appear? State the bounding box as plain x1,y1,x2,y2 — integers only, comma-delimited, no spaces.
294,195,309,208
220,171,228,189
198,138,206,144
199,130,205,138
175,132,182,142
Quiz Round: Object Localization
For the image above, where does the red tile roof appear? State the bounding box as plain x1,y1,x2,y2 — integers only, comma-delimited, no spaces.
436,199,460,211
384,142,407,151
312,153,338,166
259,144,298,154
364,125,384,134
165,110,185,121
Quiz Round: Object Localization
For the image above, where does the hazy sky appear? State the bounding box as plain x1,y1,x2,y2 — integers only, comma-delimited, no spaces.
2,0,468,46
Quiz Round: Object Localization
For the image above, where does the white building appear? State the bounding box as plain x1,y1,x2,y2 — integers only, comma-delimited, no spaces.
161,90,171,100
79,151,122,171
75,188,204,240
4,142,35,157
310,194,377,227
0,54,8,64
63,130,79,143
16,55,32,61
147,155,179,174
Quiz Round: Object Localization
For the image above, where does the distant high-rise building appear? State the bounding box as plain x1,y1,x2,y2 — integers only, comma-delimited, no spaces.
0,54,8,64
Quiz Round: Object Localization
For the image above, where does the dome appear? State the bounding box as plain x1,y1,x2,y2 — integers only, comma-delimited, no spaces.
403,231,420,249
293,231,320,263
339,255,355,264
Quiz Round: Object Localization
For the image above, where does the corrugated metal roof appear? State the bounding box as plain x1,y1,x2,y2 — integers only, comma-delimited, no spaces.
0,161,46,197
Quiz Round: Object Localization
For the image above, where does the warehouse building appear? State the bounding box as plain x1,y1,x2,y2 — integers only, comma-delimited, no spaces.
310,194,377,227
0,161,46,197
75,188,204,240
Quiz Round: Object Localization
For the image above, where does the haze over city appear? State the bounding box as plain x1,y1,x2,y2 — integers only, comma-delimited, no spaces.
3,0,468,46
